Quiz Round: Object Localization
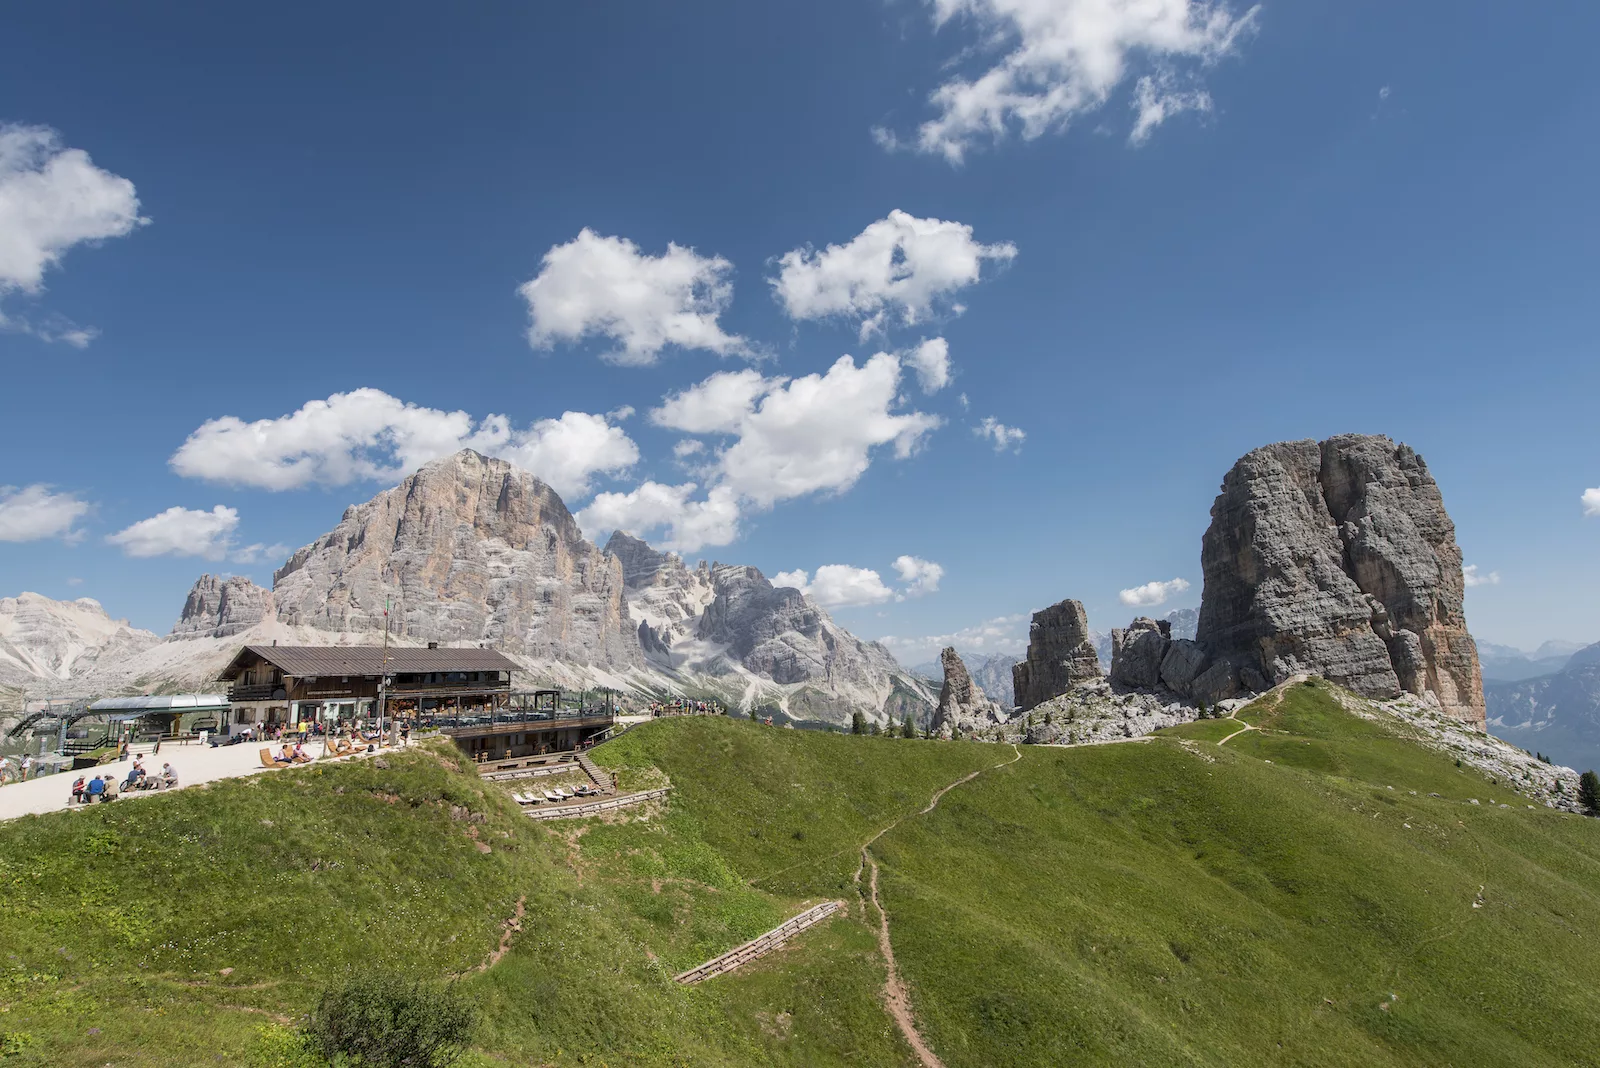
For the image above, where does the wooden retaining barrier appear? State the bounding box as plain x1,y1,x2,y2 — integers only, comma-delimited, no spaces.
673,901,845,984
524,787,671,821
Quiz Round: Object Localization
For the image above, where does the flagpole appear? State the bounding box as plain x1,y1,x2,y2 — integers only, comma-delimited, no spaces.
378,596,390,741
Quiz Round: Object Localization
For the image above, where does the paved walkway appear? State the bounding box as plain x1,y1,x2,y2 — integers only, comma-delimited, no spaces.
0,739,379,822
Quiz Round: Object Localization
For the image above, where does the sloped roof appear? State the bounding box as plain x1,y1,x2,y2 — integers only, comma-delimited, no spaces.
89,694,230,713
219,645,519,680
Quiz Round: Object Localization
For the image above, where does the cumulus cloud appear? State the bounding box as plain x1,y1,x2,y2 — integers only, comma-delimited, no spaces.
975,416,1026,452
517,229,748,365
893,555,945,597
0,484,90,542
771,211,1015,338
577,482,742,553
106,505,240,560
773,564,896,608
1463,565,1501,588
585,352,939,550
170,388,637,501
721,353,943,504
876,613,1029,664
884,0,1261,163
0,124,145,294
905,337,952,394
1583,487,1600,517
1118,576,1191,607
0,124,146,345
652,369,783,435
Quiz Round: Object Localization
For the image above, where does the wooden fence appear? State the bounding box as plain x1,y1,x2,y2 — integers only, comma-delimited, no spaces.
673,901,845,984
523,787,671,821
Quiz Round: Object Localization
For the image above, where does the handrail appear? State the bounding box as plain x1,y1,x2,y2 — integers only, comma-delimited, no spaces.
674,902,844,984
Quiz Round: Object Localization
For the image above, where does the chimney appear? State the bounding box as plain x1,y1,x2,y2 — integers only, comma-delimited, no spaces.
427,641,439,650
272,639,277,646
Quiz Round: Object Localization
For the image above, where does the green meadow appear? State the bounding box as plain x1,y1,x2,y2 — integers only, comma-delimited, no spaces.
1,682,1597,1066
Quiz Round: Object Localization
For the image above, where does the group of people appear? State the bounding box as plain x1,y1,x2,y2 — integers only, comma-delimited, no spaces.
644,698,725,717
68,757,177,804
0,754,36,784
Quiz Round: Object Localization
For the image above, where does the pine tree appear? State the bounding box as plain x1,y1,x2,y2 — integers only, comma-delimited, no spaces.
901,714,915,739
851,711,867,735
1579,770,1600,817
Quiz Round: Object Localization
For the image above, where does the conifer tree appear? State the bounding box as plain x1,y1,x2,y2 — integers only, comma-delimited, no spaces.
851,711,867,735
1579,770,1600,817
901,714,915,739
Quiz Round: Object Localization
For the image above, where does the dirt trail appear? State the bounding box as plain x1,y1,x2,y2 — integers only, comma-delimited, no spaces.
456,894,526,976
854,745,1023,1068
1217,673,1308,746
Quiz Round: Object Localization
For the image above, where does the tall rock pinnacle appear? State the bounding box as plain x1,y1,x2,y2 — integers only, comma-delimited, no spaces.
1012,599,1102,712
1196,434,1485,726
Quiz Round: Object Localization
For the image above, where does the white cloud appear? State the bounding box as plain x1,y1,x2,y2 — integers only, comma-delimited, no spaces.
905,337,952,394
770,211,1015,337
893,555,945,597
1118,576,1191,607
777,564,896,608
1583,487,1600,517
170,388,637,501
975,416,1026,452
877,613,1029,664
577,482,741,553
591,352,939,551
0,124,145,295
888,0,1261,163
720,353,942,505
1463,565,1501,588
1129,69,1214,145
518,229,748,366
652,369,783,435
106,505,240,560
0,484,90,542
1378,85,1391,101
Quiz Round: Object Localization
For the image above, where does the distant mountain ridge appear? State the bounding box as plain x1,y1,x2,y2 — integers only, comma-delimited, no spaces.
0,451,930,727
1486,641,1600,773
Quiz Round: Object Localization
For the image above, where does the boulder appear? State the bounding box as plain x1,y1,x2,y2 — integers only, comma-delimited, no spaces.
1013,599,1102,712
1110,618,1171,690
1159,638,1208,693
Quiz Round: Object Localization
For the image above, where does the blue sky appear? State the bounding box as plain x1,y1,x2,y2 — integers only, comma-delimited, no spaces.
2,0,1597,659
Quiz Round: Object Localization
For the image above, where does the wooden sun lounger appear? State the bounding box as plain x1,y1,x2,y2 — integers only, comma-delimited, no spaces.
260,748,286,769
543,790,562,803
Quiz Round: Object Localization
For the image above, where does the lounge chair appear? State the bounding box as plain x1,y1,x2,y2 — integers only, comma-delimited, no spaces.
512,792,533,804
543,790,562,803
259,748,281,769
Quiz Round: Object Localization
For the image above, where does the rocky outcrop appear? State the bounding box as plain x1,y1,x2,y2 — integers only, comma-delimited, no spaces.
168,575,275,639
1013,599,1102,711
933,647,1004,737
1110,617,1171,690
606,530,715,656
1195,435,1485,726
273,450,640,666
0,593,161,687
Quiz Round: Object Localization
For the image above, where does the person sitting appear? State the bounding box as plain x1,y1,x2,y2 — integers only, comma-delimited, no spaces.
71,776,87,803
291,743,311,763
85,775,106,803
124,759,146,791
160,763,178,788
102,776,120,801
273,745,294,765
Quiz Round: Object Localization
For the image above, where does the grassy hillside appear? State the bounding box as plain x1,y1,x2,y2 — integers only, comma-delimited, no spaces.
1,686,1598,1066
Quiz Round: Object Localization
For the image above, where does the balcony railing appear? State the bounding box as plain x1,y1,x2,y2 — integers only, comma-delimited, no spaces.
227,684,282,702
426,709,615,733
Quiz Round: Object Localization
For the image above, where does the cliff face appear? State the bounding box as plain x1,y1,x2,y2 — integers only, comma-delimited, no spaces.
605,530,715,660
168,575,275,639
1197,435,1484,725
1013,599,1102,712
272,450,640,667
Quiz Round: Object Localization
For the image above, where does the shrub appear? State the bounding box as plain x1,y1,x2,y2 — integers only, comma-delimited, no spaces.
303,973,477,1068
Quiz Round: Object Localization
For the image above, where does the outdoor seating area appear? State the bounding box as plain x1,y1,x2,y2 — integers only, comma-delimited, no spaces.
511,781,605,806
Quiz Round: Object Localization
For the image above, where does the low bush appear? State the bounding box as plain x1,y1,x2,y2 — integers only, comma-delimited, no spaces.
303,973,477,1068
